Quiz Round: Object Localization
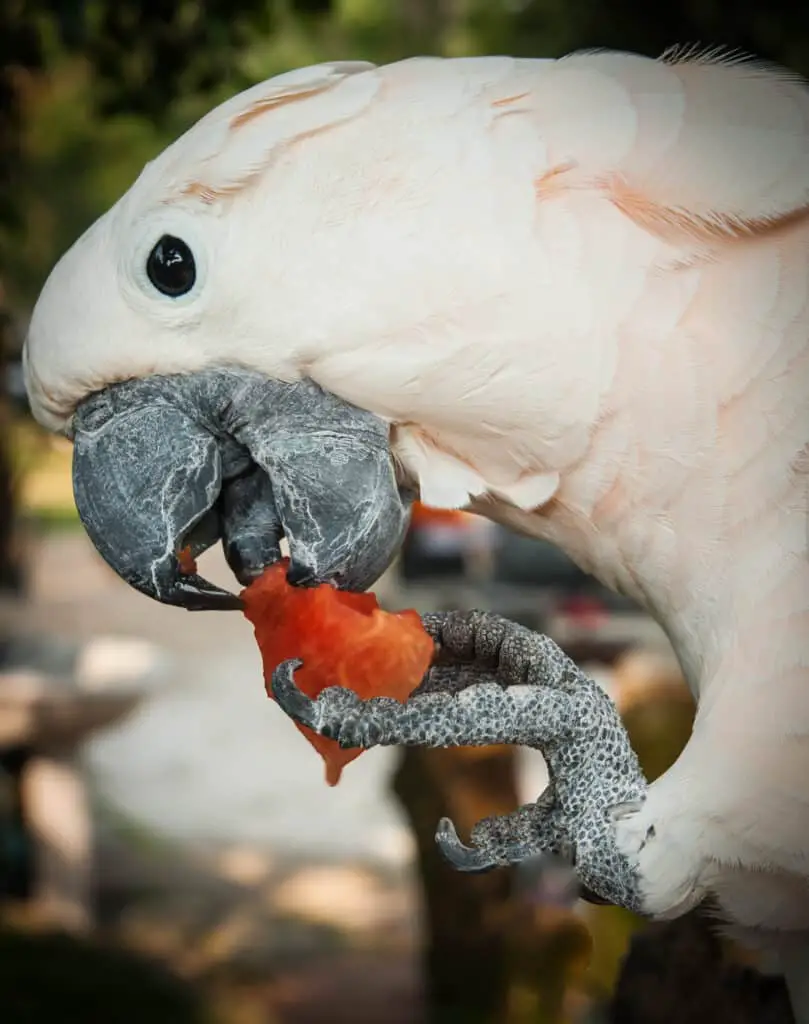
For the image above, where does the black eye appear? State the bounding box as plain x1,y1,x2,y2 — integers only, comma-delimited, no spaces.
146,235,197,297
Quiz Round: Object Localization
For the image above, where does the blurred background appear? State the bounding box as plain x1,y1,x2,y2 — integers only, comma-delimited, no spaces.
1,2,807,1022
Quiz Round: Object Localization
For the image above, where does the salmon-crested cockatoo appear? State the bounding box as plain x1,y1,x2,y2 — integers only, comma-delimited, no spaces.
22,47,809,1015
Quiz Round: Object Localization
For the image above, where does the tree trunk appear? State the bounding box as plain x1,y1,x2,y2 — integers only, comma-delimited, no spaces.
392,745,521,1024
608,910,794,1024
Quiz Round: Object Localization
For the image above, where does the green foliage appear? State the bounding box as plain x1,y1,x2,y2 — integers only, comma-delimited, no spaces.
79,0,274,118
3,57,165,309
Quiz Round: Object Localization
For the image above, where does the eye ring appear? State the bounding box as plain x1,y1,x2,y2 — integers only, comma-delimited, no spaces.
146,235,197,297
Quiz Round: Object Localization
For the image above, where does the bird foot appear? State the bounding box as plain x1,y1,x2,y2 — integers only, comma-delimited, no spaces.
271,610,649,912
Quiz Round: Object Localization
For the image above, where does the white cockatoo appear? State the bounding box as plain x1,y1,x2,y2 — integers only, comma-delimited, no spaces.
22,47,809,1016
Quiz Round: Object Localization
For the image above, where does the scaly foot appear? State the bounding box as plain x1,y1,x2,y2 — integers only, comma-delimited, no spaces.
271,610,648,912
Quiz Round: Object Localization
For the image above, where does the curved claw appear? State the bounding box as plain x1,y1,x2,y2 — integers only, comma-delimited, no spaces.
173,575,243,611
270,659,313,726
435,817,499,873
578,885,611,906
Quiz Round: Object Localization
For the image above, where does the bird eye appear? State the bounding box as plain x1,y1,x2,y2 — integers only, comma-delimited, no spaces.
146,235,197,297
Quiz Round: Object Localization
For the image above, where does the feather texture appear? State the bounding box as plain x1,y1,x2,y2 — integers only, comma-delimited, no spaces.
23,49,809,945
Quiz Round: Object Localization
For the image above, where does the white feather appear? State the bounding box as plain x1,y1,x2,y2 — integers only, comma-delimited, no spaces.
23,51,809,969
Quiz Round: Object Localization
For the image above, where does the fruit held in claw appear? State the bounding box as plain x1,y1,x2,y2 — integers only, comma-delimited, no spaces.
241,560,434,785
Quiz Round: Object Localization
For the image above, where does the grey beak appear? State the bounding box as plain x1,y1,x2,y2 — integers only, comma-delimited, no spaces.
219,464,283,586
72,387,241,609
70,369,411,610
221,372,412,591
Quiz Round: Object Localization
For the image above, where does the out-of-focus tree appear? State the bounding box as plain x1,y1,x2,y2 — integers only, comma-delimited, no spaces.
0,0,277,314
0,1,46,232
79,0,274,119
453,0,809,77
0,2,51,588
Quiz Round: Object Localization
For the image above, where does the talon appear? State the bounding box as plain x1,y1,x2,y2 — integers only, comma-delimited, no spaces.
435,817,499,873
579,885,611,905
174,575,244,611
270,659,314,726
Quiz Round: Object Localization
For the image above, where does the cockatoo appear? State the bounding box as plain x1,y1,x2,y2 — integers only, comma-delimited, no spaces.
22,47,809,1016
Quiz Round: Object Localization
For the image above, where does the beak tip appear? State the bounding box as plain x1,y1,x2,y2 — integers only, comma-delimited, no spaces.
170,574,244,611
137,559,244,611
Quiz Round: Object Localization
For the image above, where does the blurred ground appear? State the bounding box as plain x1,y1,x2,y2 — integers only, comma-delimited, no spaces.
7,525,598,1022
8,528,421,1020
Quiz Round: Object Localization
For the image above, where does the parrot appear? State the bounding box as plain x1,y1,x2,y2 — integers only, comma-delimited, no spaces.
21,46,809,1017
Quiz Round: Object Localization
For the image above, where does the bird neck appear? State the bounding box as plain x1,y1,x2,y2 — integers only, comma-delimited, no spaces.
525,445,809,718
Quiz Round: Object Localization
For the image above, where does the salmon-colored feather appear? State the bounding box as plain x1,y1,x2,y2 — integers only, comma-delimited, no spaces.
23,49,809,968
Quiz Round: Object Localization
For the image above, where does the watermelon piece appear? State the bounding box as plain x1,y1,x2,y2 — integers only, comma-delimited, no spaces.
242,560,434,785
